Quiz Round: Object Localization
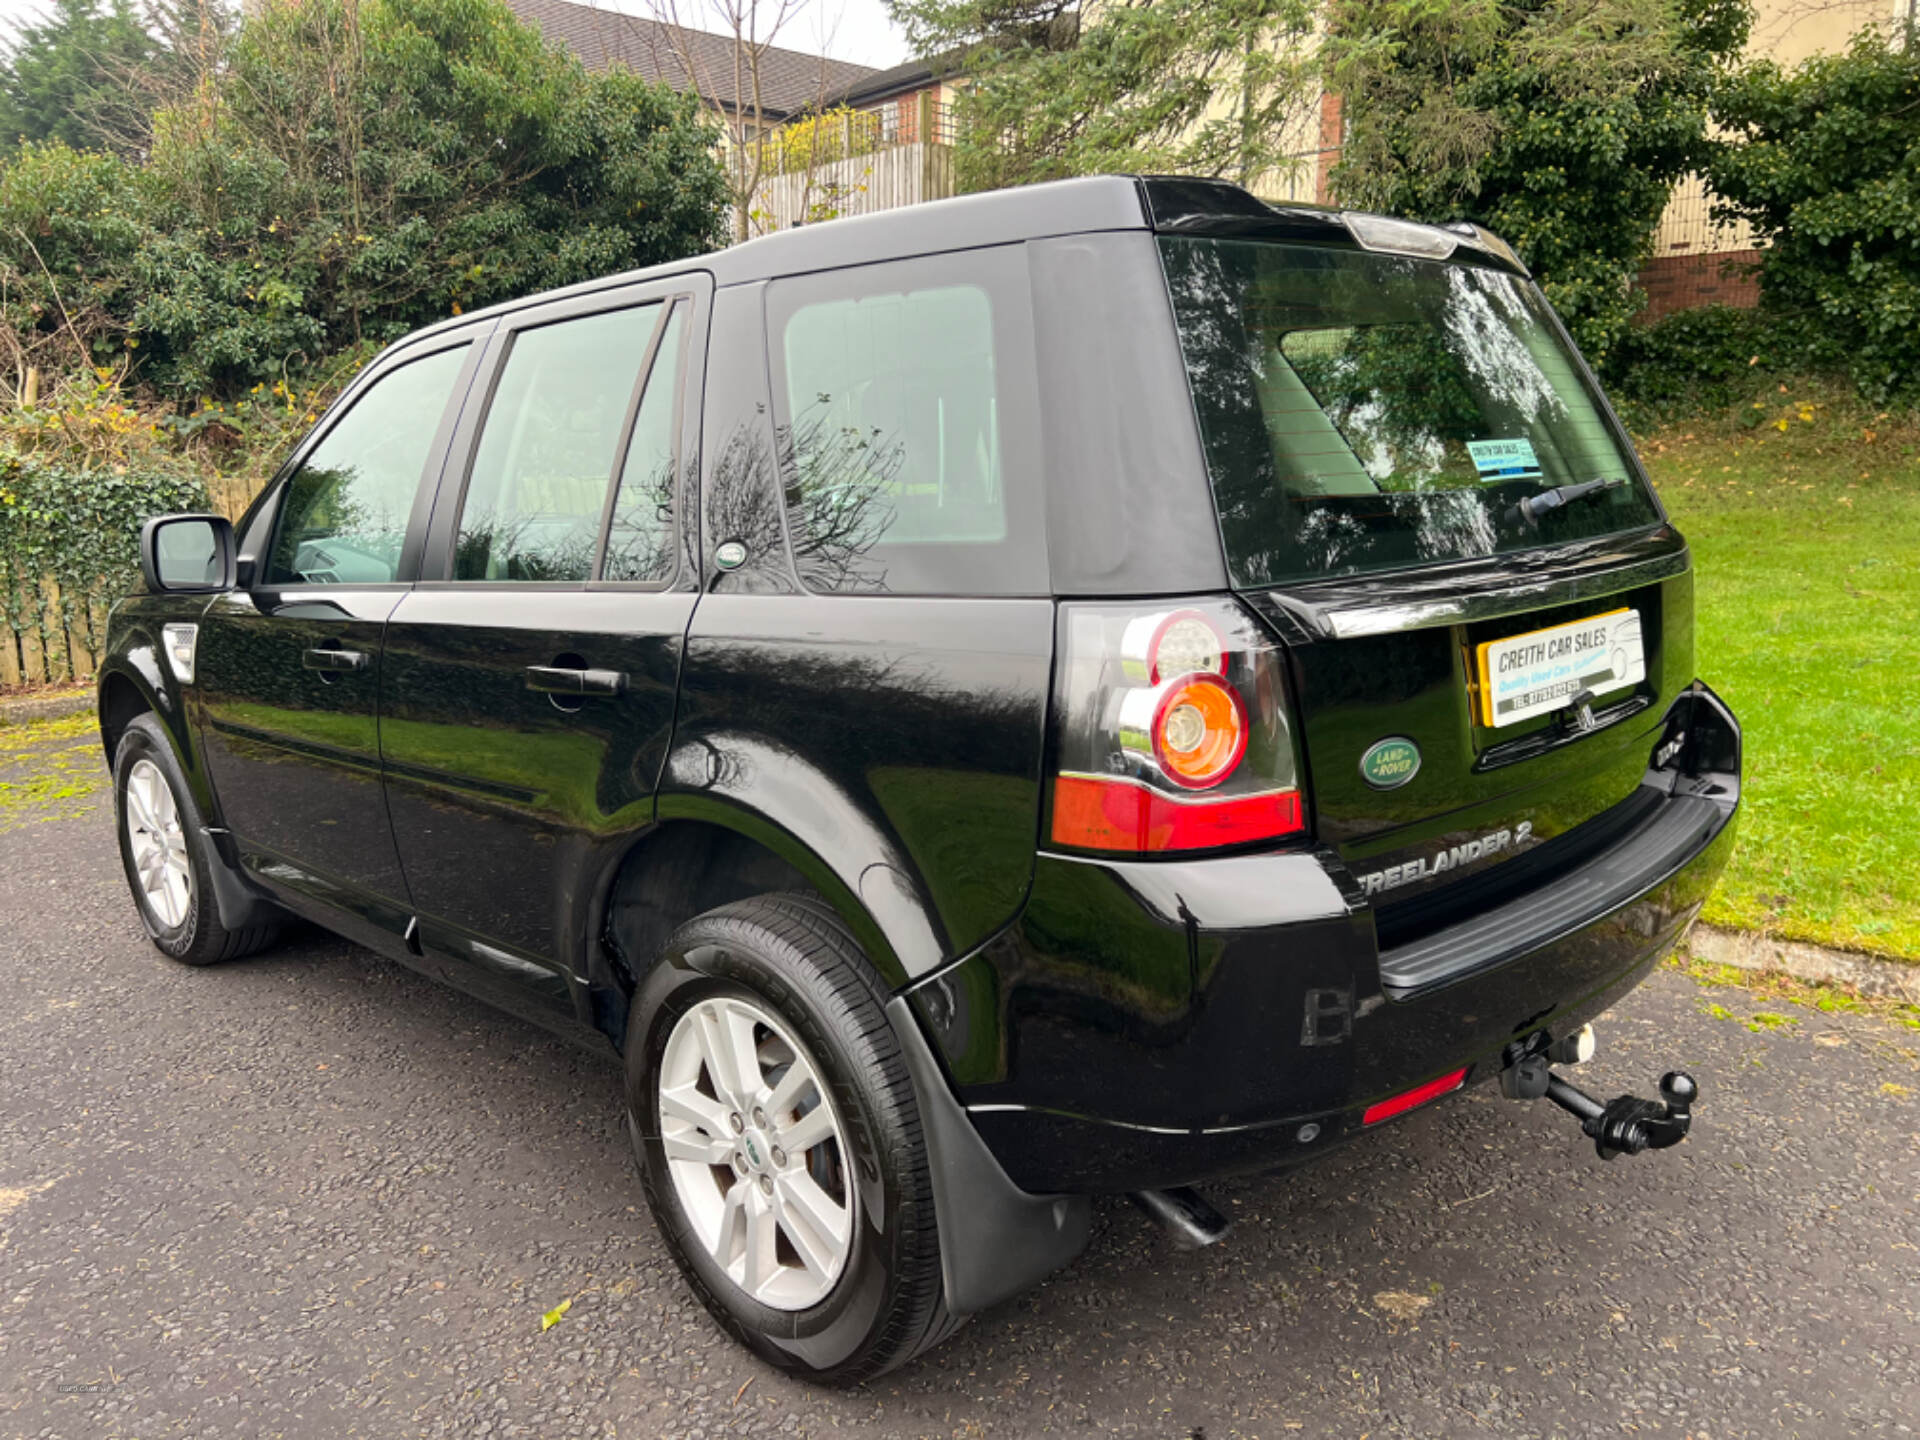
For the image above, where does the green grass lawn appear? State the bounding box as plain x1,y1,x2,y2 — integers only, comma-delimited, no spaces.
1642,388,1920,962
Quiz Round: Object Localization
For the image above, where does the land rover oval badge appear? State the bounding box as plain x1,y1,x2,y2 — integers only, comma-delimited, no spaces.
1360,737,1421,790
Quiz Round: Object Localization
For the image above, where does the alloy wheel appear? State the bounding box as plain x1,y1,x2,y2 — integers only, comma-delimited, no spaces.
124,757,192,930
658,995,856,1311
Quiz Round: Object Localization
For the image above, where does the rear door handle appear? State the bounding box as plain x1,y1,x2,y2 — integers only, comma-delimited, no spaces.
303,647,370,673
524,665,628,696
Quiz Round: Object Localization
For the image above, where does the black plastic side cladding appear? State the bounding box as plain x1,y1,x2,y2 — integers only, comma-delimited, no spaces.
883,996,1091,1314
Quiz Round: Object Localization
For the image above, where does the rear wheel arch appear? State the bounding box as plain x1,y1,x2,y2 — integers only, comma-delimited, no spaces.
625,892,958,1381
592,819,909,1048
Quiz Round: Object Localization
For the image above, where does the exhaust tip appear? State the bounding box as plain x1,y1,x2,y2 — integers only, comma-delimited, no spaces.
1131,1186,1231,1250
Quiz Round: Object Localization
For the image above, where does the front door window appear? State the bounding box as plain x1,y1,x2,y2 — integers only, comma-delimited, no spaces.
267,344,471,586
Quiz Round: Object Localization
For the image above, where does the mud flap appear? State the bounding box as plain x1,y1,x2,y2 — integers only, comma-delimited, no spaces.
885,997,1091,1313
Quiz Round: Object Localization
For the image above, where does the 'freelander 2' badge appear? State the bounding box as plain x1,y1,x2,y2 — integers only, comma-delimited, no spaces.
1360,736,1421,790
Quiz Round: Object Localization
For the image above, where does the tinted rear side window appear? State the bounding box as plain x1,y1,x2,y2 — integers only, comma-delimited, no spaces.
454,304,661,582
765,246,1046,595
603,302,688,584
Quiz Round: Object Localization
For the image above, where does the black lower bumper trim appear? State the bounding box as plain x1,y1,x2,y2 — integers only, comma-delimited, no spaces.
1378,789,1730,1000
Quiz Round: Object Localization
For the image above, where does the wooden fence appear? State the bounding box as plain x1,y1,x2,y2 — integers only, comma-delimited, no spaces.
745,94,959,236
0,576,112,689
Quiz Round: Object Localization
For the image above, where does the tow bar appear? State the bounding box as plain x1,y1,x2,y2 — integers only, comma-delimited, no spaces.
1500,1024,1697,1160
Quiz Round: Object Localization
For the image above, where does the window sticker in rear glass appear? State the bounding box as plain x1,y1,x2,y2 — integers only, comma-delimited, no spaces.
1465,437,1543,481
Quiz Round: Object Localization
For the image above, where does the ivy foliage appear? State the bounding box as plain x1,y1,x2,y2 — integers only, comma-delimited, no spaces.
0,0,729,403
1707,23,1920,402
1602,302,1782,417
1324,0,1751,370
887,0,1323,195
0,456,210,679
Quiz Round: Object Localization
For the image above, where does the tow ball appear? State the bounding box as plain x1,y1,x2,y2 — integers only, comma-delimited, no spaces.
1500,1024,1697,1161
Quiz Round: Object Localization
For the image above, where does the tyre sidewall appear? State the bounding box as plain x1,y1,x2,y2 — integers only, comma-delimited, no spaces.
627,925,926,1378
114,715,215,960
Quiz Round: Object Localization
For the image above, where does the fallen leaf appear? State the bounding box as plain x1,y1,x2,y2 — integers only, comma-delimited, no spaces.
541,1298,572,1331
1372,1290,1431,1323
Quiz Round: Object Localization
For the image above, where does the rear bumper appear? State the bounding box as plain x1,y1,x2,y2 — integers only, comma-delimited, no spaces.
903,683,1740,1195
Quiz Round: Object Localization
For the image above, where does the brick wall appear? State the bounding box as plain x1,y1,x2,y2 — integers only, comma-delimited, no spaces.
1314,93,1343,205
1635,249,1763,322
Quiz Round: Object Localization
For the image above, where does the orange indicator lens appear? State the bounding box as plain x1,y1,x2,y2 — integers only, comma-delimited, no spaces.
1153,674,1246,789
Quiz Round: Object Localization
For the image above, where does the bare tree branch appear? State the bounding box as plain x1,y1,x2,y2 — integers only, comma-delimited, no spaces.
632,0,833,237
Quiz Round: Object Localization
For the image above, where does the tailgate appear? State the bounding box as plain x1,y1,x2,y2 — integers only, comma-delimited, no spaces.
1155,221,1696,934
1246,532,1695,942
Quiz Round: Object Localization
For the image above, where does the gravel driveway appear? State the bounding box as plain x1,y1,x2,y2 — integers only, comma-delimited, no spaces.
3,724,1916,1438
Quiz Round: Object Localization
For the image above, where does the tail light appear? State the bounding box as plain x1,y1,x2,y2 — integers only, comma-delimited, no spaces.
1049,598,1307,855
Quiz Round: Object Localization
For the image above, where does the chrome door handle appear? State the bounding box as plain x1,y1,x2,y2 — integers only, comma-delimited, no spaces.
524,665,628,696
303,647,370,672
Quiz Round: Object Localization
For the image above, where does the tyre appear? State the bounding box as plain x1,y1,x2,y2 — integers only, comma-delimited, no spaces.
625,893,961,1384
113,712,278,966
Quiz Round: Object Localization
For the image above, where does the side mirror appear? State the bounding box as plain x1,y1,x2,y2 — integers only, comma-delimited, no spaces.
139,514,237,594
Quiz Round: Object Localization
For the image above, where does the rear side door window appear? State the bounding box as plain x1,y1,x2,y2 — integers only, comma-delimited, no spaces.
765,246,1047,595
452,304,664,582
603,304,689,584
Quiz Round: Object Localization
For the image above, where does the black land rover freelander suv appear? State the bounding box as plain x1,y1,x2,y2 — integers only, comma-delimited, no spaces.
100,176,1740,1384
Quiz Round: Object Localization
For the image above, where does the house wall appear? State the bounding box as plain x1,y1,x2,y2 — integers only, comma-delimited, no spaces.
859,83,956,145
1647,0,1903,266
1637,250,1764,322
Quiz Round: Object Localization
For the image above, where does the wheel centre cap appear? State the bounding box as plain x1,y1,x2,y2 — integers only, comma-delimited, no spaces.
742,1130,768,1172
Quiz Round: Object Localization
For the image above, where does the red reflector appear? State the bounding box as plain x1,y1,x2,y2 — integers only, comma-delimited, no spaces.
1362,1068,1468,1127
1050,773,1304,853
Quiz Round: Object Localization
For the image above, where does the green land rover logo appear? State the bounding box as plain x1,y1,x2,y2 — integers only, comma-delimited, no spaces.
1360,737,1421,790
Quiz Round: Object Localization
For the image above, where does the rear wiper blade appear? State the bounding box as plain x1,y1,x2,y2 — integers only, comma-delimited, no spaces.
1511,478,1625,526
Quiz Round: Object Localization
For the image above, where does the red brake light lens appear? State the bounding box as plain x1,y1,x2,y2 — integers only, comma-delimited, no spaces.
1052,775,1303,852
1049,598,1306,855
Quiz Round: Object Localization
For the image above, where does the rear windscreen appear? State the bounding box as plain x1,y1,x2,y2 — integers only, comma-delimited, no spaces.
1158,237,1664,587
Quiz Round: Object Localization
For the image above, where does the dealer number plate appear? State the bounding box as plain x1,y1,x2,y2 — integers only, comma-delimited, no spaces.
1476,608,1646,728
